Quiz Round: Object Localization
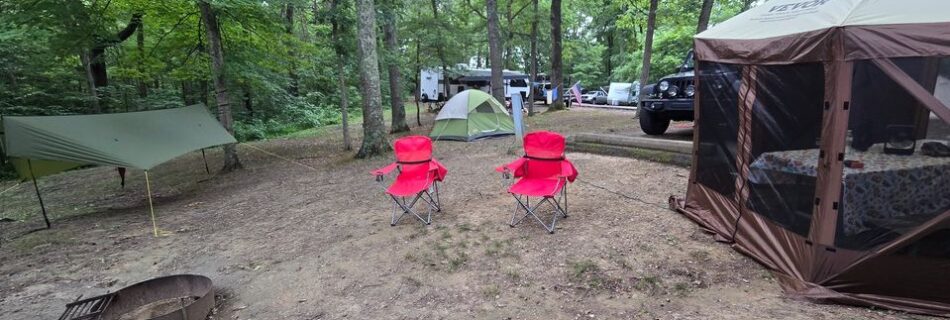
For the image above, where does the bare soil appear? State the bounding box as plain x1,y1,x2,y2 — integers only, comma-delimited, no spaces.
0,107,931,319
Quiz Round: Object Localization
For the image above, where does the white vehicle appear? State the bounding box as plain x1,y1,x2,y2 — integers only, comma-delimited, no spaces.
419,68,530,102
419,69,444,102
606,82,640,106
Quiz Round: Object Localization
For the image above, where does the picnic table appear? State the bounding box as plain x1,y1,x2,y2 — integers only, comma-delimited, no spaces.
749,143,950,236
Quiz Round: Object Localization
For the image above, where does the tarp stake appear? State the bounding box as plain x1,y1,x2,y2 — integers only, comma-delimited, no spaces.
144,170,158,237
27,159,51,229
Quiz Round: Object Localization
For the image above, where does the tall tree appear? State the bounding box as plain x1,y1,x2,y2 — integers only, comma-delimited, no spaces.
548,0,564,111
486,0,505,103
199,0,242,172
697,0,714,33
430,0,449,101
527,0,538,115
638,0,659,115
329,0,353,150
355,0,390,158
136,20,147,98
382,0,409,133
87,13,142,113
284,3,300,96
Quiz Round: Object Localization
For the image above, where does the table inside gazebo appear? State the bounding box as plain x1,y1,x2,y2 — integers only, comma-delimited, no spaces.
748,144,950,237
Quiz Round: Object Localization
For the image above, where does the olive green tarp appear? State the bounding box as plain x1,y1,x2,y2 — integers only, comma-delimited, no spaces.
1,104,236,179
0,105,236,235
430,89,515,141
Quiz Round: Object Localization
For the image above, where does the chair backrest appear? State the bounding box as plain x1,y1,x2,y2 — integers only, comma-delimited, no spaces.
522,131,567,179
524,131,566,160
394,136,433,164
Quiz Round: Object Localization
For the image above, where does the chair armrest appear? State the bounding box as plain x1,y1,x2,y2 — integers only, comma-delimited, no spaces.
371,162,399,177
495,157,527,176
557,160,578,182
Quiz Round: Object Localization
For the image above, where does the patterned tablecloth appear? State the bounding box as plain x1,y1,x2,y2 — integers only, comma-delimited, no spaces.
749,144,950,235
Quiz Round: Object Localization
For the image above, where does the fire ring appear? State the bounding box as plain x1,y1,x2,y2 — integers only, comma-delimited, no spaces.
59,274,214,320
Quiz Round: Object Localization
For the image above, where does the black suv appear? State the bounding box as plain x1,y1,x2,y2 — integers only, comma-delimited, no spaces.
639,51,696,135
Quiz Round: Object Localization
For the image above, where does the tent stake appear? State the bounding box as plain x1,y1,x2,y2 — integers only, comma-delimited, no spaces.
27,160,51,229
201,149,211,175
144,170,158,237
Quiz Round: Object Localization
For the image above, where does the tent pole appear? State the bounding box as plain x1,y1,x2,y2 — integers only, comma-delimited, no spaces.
144,170,158,237
201,149,211,175
27,159,51,229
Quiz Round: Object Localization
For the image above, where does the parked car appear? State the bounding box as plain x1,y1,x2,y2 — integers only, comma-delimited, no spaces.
581,90,606,104
639,50,697,135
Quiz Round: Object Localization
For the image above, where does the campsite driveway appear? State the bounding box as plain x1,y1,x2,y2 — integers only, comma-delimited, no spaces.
0,107,928,319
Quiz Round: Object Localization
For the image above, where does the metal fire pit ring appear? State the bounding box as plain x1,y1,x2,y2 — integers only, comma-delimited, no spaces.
59,274,214,320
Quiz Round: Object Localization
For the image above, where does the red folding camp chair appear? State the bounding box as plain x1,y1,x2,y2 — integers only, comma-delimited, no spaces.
496,131,578,233
372,136,447,226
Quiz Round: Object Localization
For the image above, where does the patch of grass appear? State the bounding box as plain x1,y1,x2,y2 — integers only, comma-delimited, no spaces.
440,229,452,240
634,275,662,294
485,239,516,258
672,282,691,296
447,251,468,272
688,249,710,262
569,260,600,279
456,223,474,232
10,229,76,254
481,284,500,299
504,267,521,281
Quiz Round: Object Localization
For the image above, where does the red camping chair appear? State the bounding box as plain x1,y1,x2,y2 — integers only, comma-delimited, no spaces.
372,136,447,226
496,131,578,233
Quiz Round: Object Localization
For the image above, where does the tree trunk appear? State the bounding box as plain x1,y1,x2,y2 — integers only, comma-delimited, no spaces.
486,0,505,103
355,0,391,158
79,51,101,113
548,0,565,111
329,0,353,150
414,39,422,126
697,0,714,33
430,0,449,101
383,0,408,133
285,4,300,96
199,0,242,172
88,13,143,112
528,0,538,115
638,0,659,107
136,20,148,98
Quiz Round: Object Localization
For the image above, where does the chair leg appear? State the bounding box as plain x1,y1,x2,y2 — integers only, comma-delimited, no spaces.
509,194,565,234
390,193,432,226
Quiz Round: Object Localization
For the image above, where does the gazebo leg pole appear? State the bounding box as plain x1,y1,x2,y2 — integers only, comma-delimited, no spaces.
27,160,51,229
145,170,159,237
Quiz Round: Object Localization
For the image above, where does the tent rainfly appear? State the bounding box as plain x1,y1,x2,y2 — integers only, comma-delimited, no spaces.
674,0,950,316
1,105,237,235
430,89,515,141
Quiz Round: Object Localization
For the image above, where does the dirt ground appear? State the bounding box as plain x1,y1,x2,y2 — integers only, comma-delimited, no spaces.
0,107,933,319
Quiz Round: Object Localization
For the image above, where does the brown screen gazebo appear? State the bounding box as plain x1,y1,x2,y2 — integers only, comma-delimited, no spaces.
674,0,950,316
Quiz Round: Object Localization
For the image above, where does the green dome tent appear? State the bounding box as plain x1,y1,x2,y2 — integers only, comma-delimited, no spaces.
429,90,515,141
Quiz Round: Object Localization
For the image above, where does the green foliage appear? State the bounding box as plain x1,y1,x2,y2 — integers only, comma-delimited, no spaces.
0,0,755,164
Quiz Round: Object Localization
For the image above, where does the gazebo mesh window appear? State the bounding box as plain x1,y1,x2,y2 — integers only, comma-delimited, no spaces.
745,63,824,236
836,57,950,251
695,63,742,197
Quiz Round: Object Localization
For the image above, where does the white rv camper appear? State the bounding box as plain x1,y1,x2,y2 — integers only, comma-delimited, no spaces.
606,82,640,106
419,68,530,102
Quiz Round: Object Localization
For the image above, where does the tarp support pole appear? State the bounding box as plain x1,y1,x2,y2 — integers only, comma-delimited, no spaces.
144,170,158,237
201,149,211,175
27,159,51,229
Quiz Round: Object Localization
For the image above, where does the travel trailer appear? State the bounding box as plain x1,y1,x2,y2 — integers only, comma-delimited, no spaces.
419,68,530,102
